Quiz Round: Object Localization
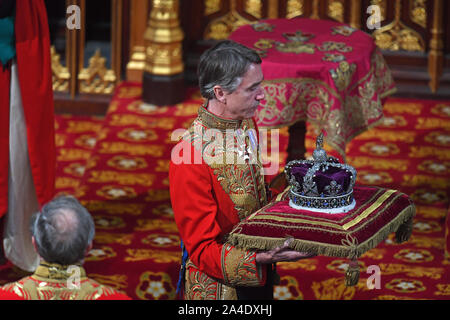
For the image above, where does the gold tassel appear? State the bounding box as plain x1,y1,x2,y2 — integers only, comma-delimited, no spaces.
396,216,413,243
345,259,360,286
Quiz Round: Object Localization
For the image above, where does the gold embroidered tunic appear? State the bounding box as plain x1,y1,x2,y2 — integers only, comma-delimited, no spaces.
169,106,269,300
0,261,130,300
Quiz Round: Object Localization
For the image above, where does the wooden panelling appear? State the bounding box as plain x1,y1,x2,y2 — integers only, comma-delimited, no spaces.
49,0,450,114
179,0,450,98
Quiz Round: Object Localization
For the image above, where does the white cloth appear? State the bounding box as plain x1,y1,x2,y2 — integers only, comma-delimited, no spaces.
2,61,40,272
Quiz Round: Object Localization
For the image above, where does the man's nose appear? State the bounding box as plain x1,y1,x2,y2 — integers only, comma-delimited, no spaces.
256,87,265,100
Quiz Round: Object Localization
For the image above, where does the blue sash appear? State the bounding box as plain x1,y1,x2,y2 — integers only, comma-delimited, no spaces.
176,240,189,296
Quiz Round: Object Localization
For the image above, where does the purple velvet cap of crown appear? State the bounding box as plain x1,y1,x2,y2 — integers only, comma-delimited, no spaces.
290,163,352,195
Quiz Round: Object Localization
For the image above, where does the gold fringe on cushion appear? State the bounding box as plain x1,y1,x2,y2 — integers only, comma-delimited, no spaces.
227,203,416,260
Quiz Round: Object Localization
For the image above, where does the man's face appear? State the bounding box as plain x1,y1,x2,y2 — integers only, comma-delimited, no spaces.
221,63,265,120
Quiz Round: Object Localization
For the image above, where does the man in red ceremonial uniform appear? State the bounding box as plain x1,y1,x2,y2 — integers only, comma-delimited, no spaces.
0,0,55,271
170,40,314,300
0,196,130,300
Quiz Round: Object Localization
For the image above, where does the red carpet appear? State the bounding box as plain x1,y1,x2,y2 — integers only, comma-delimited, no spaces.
1,82,449,300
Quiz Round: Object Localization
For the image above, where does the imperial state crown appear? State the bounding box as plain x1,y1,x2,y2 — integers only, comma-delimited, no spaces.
228,132,415,287
285,133,357,213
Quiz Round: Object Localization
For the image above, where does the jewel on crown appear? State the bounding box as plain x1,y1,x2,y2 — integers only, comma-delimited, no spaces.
285,133,357,213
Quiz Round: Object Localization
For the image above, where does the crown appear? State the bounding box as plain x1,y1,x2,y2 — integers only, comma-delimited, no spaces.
284,133,357,213
282,30,315,43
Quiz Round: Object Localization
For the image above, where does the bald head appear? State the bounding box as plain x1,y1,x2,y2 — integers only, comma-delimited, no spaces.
53,208,79,239
30,196,95,265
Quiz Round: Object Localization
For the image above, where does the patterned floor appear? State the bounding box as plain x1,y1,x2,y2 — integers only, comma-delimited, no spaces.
1,82,449,300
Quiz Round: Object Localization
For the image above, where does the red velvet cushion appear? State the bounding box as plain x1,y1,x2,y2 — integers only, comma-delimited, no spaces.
227,186,415,259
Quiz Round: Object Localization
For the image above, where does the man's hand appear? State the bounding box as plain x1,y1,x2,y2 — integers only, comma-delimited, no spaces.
255,238,316,264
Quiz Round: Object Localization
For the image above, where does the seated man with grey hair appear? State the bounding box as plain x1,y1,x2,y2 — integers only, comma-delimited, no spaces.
0,196,130,300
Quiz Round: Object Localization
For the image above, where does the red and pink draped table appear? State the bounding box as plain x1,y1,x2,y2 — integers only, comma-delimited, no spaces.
229,18,396,159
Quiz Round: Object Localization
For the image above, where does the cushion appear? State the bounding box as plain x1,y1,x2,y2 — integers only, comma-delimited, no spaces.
227,186,415,260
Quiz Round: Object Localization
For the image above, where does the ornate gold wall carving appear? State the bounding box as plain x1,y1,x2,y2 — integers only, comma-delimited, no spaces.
56,0,445,99
327,0,344,22
201,0,364,38
204,0,222,15
286,0,304,18
410,0,427,28
245,0,263,19
50,46,70,93
76,0,122,95
372,0,425,51
78,50,117,94
283,0,358,22
49,0,123,96
204,0,254,40
130,0,443,94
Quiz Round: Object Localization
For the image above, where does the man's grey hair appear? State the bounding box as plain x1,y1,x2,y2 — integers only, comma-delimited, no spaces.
198,40,262,100
30,196,95,265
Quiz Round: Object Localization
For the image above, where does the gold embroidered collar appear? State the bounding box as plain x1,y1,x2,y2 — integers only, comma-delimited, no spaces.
33,261,87,281
198,105,243,131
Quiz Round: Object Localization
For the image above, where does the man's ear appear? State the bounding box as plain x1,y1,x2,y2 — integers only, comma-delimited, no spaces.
213,85,226,104
85,242,93,256
31,236,38,253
